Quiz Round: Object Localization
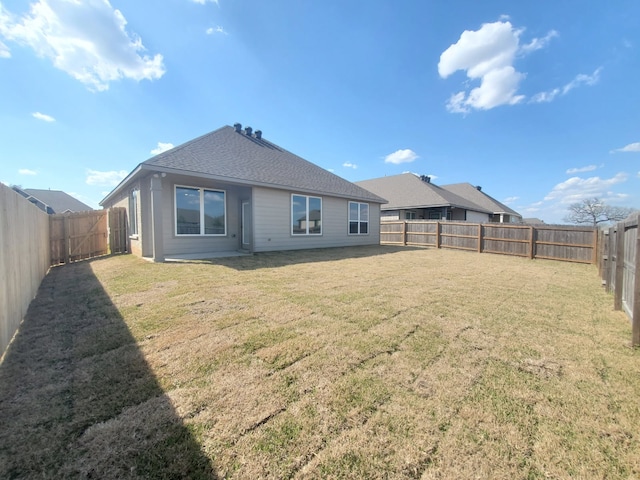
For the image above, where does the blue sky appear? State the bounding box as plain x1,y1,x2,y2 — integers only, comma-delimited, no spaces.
1,0,639,223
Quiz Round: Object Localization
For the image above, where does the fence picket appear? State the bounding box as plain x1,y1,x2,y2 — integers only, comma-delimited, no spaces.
381,221,596,264
49,208,127,266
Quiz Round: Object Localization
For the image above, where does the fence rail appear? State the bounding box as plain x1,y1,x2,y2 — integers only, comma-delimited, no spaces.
598,213,639,346
381,221,597,264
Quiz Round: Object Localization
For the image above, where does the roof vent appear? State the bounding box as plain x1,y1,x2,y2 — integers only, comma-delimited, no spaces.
255,130,262,140
244,126,253,137
234,123,242,133
420,175,431,184
476,186,482,191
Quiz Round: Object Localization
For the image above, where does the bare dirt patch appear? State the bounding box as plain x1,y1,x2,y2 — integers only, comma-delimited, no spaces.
1,246,639,479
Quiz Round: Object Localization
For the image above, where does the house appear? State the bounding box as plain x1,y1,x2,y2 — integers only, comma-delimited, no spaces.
355,173,493,222
441,183,522,223
11,186,93,214
99,124,386,262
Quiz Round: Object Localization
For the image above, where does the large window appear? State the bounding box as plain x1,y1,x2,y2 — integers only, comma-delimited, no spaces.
349,202,369,234
175,186,226,236
292,194,322,235
129,189,139,236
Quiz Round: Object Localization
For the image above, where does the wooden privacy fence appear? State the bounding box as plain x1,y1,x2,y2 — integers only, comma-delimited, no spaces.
381,221,597,264
49,208,127,266
598,213,639,346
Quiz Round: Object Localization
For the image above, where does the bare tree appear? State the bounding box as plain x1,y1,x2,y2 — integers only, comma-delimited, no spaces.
564,197,636,226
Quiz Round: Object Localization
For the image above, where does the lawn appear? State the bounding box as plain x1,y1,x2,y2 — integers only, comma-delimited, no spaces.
1,246,639,479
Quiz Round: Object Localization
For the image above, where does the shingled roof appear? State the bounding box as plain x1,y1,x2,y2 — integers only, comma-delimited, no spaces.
441,183,521,219
14,187,93,213
101,125,385,205
355,173,492,213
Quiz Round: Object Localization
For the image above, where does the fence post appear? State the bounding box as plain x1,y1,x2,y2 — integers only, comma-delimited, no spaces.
436,221,441,249
591,228,598,265
63,214,70,265
402,221,407,246
633,215,640,347
477,224,482,253
614,222,625,311
528,226,535,259
600,230,608,287
607,226,615,293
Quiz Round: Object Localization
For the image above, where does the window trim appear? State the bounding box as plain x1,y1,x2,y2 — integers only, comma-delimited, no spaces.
291,194,323,236
348,201,369,235
129,189,139,238
174,185,227,236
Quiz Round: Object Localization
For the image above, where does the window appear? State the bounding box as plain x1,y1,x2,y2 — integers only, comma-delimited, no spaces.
349,202,369,234
129,189,139,236
405,211,416,220
175,186,226,236
292,194,322,235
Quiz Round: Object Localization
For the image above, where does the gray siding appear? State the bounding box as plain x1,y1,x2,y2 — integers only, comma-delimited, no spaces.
105,173,382,257
159,174,251,256
103,179,148,256
252,187,380,253
466,210,490,223
138,176,153,257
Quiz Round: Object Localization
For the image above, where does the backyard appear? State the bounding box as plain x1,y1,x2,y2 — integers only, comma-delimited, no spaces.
0,246,638,479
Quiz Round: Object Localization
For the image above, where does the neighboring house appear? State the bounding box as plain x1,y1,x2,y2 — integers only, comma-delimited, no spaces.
11,186,92,214
355,173,493,222
441,183,522,223
100,124,386,262
522,217,545,225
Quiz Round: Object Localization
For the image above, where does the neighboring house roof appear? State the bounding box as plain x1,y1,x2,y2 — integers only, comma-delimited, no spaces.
355,173,492,214
101,125,386,206
12,187,92,214
523,217,545,225
441,183,521,219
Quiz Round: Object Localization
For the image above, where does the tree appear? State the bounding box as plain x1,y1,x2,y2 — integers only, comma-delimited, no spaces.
564,197,637,226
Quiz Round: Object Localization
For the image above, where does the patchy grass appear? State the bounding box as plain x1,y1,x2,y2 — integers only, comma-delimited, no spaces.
1,245,639,479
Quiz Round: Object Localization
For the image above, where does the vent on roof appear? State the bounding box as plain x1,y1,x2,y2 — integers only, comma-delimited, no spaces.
234,123,242,133
255,130,262,140
244,126,253,137
476,186,482,191
420,175,431,184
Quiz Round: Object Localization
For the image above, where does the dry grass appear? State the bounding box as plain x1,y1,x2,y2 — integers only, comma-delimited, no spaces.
1,245,639,479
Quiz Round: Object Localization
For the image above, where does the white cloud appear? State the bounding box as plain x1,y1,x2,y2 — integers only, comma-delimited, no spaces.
0,39,9,57
562,67,602,94
0,0,165,91
531,68,602,104
193,0,219,4
544,172,628,204
438,20,555,113
32,111,55,122
86,169,128,186
206,26,227,35
520,30,558,54
611,142,640,153
503,196,519,204
342,162,357,169
18,168,37,175
530,88,560,104
566,165,597,174
150,142,174,155
384,149,419,164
